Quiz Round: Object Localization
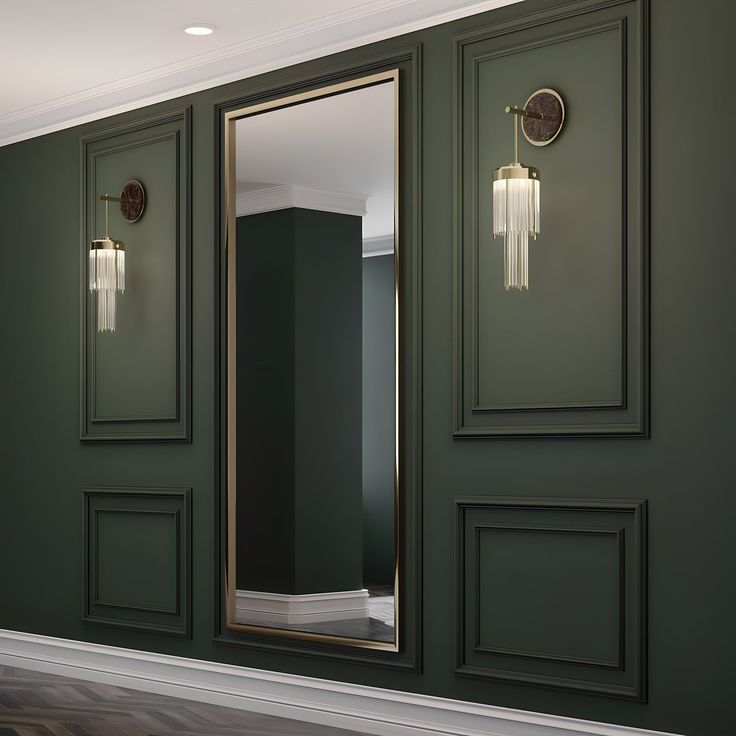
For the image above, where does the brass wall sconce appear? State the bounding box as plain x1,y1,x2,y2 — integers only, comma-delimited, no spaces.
492,88,564,290
89,179,145,332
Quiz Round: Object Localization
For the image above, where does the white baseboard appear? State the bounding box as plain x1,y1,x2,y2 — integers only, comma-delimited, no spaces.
236,588,369,624
363,234,395,258
0,629,680,736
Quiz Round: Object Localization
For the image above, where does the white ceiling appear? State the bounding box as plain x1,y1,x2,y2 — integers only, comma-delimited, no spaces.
236,81,394,240
0,0,522,148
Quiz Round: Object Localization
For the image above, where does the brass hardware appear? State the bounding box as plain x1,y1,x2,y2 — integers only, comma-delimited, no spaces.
97,179,146,223
504,106,545,119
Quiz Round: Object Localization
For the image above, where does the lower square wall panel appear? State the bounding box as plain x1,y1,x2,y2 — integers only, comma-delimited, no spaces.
456,497,646,699
83,488,192,637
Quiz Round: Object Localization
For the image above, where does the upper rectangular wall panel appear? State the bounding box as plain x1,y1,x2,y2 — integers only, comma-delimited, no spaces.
81,109,191,441
453,0,649,437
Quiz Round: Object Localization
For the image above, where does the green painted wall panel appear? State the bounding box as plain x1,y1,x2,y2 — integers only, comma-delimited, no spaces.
457,498,643,698
476,528,620,664
81,110,190,440
475,27,623,409
0,0,735,733
455,0,645,436
83,489,190,636
96,510,178,612
92,138,178,420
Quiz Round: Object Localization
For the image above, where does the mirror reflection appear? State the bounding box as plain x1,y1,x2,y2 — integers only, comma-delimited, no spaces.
227,74,398,648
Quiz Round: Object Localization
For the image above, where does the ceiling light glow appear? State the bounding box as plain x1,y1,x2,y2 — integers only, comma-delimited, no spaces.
184,24,215,36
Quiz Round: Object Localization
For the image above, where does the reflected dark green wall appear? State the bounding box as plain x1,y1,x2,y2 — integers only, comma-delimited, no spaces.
235,211,296,593
235,209,364,594
1,1,735,734
292,209,363,594
362,254,396,587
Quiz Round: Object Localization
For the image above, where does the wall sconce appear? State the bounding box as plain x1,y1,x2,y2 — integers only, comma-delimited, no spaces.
493,88,564,290
89,180,145,332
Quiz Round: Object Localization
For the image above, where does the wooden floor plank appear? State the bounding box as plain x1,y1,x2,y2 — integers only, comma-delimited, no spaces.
0,666,367,736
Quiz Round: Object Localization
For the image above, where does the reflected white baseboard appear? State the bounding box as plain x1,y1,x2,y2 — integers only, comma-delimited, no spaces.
235,588,369,624
0,629,681,736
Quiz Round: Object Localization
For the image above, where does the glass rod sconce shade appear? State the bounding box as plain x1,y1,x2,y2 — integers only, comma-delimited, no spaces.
493,164,540,290
89,235,125,332
492,88,564,291
89,180,145,332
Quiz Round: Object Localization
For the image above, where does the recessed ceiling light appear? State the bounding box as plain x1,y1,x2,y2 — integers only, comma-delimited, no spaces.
184,24,215,36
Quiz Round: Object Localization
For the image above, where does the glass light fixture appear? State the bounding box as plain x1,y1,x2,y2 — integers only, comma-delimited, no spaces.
493,162,540,291
89,231,125,332
492,89,564,291
89,180,145,333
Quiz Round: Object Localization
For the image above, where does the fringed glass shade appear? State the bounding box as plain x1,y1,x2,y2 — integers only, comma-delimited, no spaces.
492,163,540,290
89,237,125,332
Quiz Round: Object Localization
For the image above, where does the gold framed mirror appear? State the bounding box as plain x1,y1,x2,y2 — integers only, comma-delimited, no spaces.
223,70,400,651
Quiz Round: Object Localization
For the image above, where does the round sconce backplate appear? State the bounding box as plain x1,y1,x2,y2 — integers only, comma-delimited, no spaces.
120,179,146,223
522,88,565,146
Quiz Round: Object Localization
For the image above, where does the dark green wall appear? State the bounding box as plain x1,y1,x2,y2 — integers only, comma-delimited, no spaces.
1,1,735,734
362,254,396,587
236,209,364,594
236,211,296,593
292,209,364,594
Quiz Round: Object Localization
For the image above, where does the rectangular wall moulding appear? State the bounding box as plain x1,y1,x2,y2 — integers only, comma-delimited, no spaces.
83,487,192,637
453,0,649,437
81,108,192,441
456,496,647,699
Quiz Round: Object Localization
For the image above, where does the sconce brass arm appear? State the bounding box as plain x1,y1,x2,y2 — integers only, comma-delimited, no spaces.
504,105,551,163
96,193,121,238
505,105,545,119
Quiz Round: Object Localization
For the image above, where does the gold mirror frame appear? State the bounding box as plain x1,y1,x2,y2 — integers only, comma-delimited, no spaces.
223,69,400,651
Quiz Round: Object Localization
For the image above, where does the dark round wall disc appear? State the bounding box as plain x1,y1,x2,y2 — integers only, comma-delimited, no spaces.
120,179,146,223
522,89,565,146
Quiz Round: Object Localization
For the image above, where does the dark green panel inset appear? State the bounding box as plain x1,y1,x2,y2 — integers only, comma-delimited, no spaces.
93,137,178,421
456,497,646,699
81,109,191,441
476,526,621,666
475,28,622,410
454,0,648,436
96,510,178,613
84,488,191,637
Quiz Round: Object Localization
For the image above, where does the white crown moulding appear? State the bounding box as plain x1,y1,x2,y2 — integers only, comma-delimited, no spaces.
0,0,522,148
236,185,368,219
236,186,394,257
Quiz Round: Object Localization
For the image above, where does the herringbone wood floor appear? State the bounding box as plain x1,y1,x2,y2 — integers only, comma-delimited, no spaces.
0,666,367,735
